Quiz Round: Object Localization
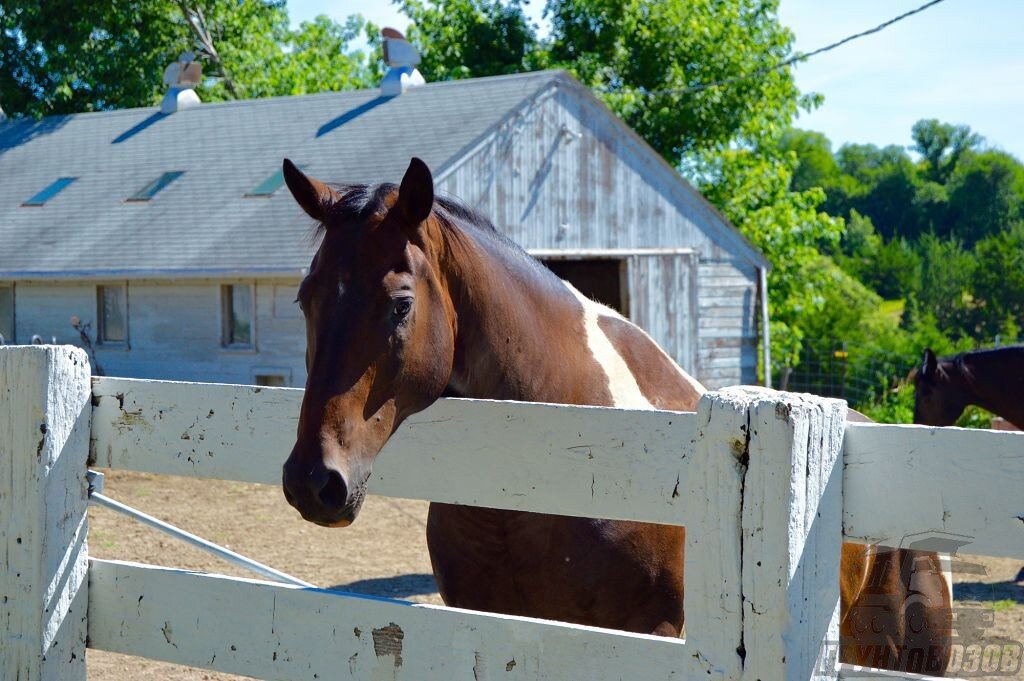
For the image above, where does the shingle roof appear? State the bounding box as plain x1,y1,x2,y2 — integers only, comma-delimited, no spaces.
0,71,558,277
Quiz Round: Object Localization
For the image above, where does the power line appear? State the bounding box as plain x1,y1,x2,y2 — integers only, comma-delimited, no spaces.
597,0,950,97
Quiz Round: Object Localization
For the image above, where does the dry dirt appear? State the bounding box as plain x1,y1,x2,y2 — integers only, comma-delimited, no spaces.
86,471,1024,680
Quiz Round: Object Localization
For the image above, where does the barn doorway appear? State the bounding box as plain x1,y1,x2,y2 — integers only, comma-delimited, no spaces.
542,258,626,315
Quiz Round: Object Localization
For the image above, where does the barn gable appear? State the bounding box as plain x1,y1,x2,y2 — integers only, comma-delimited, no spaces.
438,74,765,386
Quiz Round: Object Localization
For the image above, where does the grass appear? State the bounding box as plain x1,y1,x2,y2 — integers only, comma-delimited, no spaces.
879,299,905,322
990,599,1018,612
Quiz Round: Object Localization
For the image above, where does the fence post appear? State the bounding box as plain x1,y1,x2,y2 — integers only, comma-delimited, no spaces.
691,386,846,681
1,346,91,681
685,389,748,680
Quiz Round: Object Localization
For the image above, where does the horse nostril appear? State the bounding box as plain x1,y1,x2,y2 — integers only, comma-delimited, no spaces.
318,470,348,510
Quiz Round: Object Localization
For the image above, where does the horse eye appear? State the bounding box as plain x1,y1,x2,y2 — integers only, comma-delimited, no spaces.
392,298,413,318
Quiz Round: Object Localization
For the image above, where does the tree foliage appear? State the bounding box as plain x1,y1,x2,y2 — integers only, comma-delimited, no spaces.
397,0,541,81
0,0,379,117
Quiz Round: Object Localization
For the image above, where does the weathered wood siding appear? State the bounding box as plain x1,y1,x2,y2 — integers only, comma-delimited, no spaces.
627,252,698,375
9,279,305,385
437,85,761,388
698,260,759,388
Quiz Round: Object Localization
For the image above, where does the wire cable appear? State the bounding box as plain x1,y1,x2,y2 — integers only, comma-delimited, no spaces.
597,0,950,97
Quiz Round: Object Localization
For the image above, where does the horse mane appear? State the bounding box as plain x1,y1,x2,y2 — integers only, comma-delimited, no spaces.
311,182,503,235
952,352,974,383
309,181,549,278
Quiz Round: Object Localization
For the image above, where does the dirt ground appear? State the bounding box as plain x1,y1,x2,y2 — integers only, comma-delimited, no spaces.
86,471,1024,680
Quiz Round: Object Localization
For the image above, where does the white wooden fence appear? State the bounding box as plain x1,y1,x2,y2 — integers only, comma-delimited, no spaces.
2,345,1023,681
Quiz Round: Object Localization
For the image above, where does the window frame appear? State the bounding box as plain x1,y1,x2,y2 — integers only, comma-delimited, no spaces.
220,283,256,350
0,282,14,344
96,282,129,347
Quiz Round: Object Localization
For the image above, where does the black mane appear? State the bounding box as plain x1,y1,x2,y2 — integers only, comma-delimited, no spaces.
312,182,544,275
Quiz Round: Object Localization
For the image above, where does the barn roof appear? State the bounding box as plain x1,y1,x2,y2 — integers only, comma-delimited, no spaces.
0,70,766,278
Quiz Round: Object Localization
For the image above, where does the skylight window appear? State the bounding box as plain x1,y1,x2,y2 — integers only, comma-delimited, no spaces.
127,171,184,202
245,165,305,197
246,169,286,197
22,177,76,206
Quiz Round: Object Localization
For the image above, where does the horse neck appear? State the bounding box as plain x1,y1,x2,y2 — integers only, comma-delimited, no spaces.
955,350,1024,424
434,224,602,403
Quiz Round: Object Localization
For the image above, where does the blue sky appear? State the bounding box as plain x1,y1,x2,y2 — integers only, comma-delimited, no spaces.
287,0,1023,160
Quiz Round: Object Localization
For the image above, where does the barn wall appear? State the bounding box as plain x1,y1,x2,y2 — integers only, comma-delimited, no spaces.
626,252,698,378
698,261,758,388
438,86,760,388
10,279,306,386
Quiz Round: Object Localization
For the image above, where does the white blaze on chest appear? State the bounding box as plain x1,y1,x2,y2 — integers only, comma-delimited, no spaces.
564,283,653,410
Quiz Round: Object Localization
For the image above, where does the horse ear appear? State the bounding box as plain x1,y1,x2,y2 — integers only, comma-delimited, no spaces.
283,159,340,222
397,157,434,232
920,348,938,380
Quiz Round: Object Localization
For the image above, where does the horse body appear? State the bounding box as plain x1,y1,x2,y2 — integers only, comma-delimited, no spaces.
280,158,950,671
420,225,699,634
916,347,1024,428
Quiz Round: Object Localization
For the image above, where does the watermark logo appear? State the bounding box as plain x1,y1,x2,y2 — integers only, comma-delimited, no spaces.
820,531,1022,677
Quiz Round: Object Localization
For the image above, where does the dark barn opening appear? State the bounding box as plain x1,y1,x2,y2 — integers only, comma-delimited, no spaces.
542,258,626,316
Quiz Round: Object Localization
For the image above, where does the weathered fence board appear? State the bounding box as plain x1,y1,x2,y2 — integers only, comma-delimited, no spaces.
844,423,1024,559
683,389,746,679
0,346,91,681
88,558,700,680
90,377,697,525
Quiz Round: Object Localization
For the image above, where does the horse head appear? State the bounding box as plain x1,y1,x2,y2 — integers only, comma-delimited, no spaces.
913,348,969,426
280,158,456,527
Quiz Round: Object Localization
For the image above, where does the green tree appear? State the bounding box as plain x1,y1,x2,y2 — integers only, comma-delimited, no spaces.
780,129,840,193
910,118,982,184
916,234,976,335
865,238,921,300
839,145,920,240
397,0,541,81
697,147,844,371
835,209,882,261
1,0,183,116
945,150,1024,244
545,0,807,159
0,0,378,117
972,224,1024,337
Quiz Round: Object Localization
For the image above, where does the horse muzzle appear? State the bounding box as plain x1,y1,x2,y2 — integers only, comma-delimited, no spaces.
281,455,369,527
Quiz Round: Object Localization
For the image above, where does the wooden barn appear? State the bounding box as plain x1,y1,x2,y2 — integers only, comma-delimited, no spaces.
0,67,768,389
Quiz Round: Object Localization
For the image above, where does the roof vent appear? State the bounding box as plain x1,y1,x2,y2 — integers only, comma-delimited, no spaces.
160,52,203,114
380,28,425,96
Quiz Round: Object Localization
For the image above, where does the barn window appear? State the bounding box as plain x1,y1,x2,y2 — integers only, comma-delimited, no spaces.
127,171,184,202
221,284,254,347
97,284,127,344
0,284,13,343
22,177,76,206
542,258,627,316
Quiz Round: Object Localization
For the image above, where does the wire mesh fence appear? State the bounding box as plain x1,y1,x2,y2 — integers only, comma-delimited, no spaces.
773,336,1020,410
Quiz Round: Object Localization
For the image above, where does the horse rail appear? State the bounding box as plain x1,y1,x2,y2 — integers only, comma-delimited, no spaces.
86,470,313,588
88,375,1024,561
85,376,849,681
88,376,699,527
5,346,1020,681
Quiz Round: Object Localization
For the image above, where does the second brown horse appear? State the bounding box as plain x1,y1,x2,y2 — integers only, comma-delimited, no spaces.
280,158,951,673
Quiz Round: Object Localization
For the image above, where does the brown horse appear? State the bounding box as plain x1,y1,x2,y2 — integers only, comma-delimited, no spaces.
915,347,1024,428
280,158,951,672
